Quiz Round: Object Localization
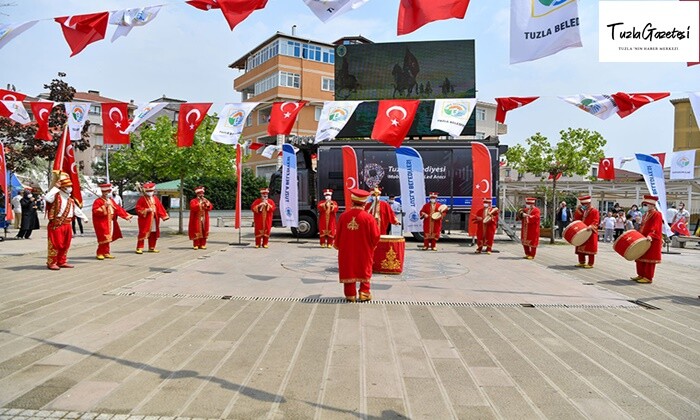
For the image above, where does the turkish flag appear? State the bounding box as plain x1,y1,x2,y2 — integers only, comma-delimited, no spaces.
651,152,666,167
268,101,307,136
495,97,538,123
342,146,358,210
31,102,54,141
52,126,82,206
370,99,420,147
397,0,471,35
548,172,563,181
0,143,10,223
177,103,212,147
598,157,615,180
102,103,130,144
671,217,691,236
186,0,220,10
248,142,264,151
611,92,670,119
55,12,109,57
468,142,492,237
194,0,268,30
0,89,26,102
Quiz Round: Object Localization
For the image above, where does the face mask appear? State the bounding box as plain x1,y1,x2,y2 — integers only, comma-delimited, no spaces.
65,187,73,194
483,203,489,208
641,205,647,213
27,194,33,198
580,204,587,210
324,196,331,201
430,199,436,203
146,192,154,197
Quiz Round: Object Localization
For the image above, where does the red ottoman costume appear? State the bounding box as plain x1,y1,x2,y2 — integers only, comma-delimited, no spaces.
573,194,599,268
520,197,540,259
135,182,170,254
419,192,447,251
633,195,664,283
189,186,213,250
474,198,499,254
335,188,381,302
45,173,89,270
251,188,276,248
365,187,398,235
92,183,131,260
317,188,338,248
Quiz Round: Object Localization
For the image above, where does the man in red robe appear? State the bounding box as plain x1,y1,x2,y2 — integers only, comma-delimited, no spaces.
251,188,276,248
189,186,213,250
317,188,338,248
335,188,380,302
45,172,89,270
419,192,447,251
135,182,170,254
92,183,132,260
473,197,499,254
573,194,599,268
365,187,399,235
632,195,664,284
520,197,540,259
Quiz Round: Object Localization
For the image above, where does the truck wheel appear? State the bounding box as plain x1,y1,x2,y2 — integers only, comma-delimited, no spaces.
291,214,317,238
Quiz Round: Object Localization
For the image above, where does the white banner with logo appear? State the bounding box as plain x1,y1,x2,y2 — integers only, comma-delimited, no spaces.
430,98,477,138
281,144,298,228
65,102,90,140
510,0,582,64
211,102,258,144
396,146,426,232
636,153,673,236
669,149,696,180
123,102,167,134
314,101,362,143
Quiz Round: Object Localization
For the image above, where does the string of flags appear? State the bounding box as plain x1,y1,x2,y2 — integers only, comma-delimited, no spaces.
1,1,697,66
597,150,697,181
2,89,700,151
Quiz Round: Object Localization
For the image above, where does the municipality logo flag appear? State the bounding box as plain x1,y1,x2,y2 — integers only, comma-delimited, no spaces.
510,0,582,64
430,98,476,138
396,146,426,233
65,102,90,140
124,102,167,134
212,103,258,145
314,101,362,143
281,143,298,228
670,149,696,180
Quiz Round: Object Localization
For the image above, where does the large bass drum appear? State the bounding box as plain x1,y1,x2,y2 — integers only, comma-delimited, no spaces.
373,235,405,274
613,230,651,261
563,220,592,247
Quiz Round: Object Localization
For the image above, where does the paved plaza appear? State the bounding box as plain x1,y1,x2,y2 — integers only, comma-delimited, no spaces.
0,216,699,419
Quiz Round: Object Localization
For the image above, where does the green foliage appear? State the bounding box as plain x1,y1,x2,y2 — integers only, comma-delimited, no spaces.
0,74,90,173
183,169,268,210
108,114,237,185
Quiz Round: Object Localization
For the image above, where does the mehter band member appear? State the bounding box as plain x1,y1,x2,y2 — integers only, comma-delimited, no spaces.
317,188,338,248
135,182,170,254
251,188,276,248
474,197,498,254
92,183,131,260
45,172,89,270
573,194,599,268
520,197,540,259
419,192,447,251
632,195,663,284
189,186,213,250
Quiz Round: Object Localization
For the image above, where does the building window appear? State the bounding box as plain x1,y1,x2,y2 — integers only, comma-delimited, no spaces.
476,108,486,121
505,169,511,177
279,71,300,88
321,77,334,92
89,105,101,116
475,132,485,140
279,39,334,64
254,73,279,96
258,107,271,124
246,40,279,71
315,106,323,121
246,113,253,127
592,167,598,178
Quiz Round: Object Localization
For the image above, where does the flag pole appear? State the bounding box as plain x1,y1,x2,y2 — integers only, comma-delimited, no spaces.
230,144,248,246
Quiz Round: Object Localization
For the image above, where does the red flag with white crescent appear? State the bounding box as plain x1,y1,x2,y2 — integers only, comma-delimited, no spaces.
0,89,27,102
468,142,492,237
52,126,82,206
177,103,212,147
0,143,11,222
342,145,358,210
268,101,307,136
651,152,666,167
31,102,54,141
235,143,242,230
598,157,615,180
54,12,110,57
611,92,670,119
671,217,691,236
495,97,538,123
370,99,420,148
102,102,130,144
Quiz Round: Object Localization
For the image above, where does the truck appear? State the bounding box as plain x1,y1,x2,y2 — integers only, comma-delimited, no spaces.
269,137,506,240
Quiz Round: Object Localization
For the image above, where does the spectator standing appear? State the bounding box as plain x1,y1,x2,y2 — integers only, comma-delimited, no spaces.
17,189,40,239
112,190,123,207
670,202,691,236
11,191,22,229
602,211,615,242
624,214,635,231
614,211,625,240
628,204,642,230
666,204,678,228
555,201,572,239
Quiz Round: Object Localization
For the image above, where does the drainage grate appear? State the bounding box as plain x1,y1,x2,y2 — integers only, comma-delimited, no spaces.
105,291,641,309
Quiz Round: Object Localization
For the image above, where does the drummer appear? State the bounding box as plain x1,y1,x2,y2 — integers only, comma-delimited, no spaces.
366,187,400,234
520,197,540,259
474,197,499,254
419,192,447,251
631,195,663,284
573,195,600,268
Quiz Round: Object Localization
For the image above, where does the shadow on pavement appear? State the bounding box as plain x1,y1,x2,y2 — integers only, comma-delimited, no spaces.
302,400,405,419
546,265,580,271
0,329,286,404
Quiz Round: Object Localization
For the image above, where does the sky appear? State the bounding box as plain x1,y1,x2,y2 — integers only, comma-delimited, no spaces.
1,0,698,164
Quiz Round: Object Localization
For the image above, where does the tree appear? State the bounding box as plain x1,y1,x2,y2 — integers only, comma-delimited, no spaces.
505,128,606,244
0,74,90,181
108,114,238,233
183,168,268,209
